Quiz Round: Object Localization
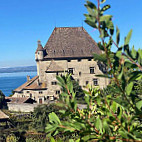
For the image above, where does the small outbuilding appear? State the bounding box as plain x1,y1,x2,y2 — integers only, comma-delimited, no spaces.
0,110,10,129
0,110,9,122
5,97,38,112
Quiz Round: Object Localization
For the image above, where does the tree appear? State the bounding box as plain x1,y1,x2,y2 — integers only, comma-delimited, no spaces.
45,0,142,141
0,90,5,109
9,90,14,97
32,104,64,133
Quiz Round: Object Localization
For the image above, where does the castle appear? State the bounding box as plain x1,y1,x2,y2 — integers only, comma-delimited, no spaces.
13,27,109,104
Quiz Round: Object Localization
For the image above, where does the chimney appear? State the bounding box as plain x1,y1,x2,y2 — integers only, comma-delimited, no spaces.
27,75,30,81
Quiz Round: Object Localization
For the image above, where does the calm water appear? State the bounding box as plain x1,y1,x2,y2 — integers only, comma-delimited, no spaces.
0,72,37,96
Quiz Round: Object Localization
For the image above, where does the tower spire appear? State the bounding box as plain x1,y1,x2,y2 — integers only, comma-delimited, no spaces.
36,40,44,53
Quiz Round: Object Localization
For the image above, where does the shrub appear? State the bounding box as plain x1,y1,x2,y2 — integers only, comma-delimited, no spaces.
6,134,19,142
45,0,142,141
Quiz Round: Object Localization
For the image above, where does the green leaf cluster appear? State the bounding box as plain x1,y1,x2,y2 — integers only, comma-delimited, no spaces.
45,0,142,141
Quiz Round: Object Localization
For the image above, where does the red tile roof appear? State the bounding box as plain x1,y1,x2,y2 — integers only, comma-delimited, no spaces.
14,76,47,92
14,76,39,92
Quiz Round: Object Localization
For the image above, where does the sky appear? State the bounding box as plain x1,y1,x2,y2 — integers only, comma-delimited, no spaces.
0,0,142,68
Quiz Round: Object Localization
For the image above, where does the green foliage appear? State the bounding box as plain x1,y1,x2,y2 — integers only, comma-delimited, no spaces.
9,90,15,97
32,104,64,133
45,0,142,141
0,90,6,109
6,134,19,142
25,132,47,142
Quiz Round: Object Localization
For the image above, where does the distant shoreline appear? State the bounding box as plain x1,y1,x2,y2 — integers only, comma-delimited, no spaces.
0,71,37,73
0,66,37,73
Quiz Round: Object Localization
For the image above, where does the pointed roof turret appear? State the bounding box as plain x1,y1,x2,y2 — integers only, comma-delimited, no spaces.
36,40,44,53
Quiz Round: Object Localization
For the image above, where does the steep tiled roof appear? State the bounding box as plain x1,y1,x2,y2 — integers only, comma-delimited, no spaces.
44,27,101,59
14,76,39,92
24,82,47,90
0,110,9,119
14,76,47,92
46,60,64,72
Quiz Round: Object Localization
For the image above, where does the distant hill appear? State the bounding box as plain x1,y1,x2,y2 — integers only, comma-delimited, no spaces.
0,66,37,73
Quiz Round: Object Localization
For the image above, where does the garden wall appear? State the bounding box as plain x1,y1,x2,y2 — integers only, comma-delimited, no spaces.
7,103,38,112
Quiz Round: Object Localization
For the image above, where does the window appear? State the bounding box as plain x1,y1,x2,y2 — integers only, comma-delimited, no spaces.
77,79,79,84
56,72,58,75
68,60,71,62
93,78,98,86
79,72,81,76
90,67,94,74
51,81,57,85
68,68,73,74
78,59,81,62
27,91,29,93
88,58,91,61
86,81,89,85
39,91,43,94
56,90,60,94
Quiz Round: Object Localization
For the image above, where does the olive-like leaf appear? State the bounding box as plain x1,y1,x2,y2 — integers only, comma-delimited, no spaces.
116,26,120,45
125,29,133,45
126,82,133,96
101,5,111,12
101,0,106,4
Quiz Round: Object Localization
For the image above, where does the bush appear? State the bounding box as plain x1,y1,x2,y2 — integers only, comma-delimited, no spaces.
45,0,142,141
6,134,19,142
31,104,65,132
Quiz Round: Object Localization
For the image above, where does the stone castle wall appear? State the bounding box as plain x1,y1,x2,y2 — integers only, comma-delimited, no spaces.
38,58,109,97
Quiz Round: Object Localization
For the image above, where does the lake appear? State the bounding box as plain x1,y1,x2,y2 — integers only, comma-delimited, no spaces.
0,72,37,96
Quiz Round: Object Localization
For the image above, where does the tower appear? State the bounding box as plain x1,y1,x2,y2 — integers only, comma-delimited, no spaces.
35,40,44,61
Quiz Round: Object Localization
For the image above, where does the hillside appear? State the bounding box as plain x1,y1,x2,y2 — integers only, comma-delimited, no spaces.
0,66,37,73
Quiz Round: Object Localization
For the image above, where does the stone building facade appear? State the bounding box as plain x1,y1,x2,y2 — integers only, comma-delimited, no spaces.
13,27,109,103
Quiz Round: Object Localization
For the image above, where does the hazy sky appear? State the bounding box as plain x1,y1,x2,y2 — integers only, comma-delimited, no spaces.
0,0,142,68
